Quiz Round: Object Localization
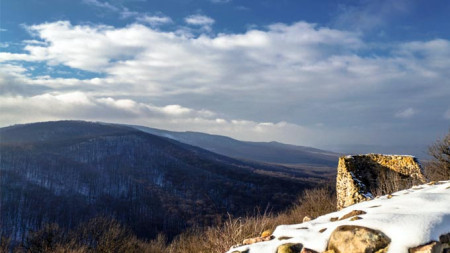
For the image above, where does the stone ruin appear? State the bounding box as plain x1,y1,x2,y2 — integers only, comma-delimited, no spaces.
336,154,426,209
230,154,449,253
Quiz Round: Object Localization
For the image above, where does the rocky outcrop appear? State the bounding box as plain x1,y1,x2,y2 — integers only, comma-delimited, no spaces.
336,154,426,209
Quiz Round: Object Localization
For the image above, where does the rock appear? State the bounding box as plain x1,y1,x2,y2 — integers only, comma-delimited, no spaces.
242,235,274,245
439,233,450,243
339,210,367,220
300,248,318,253
327,225,391,253
408,241,443,253
336,154,426,209
303,216,312,222
261,229,273,237
277,243,303,253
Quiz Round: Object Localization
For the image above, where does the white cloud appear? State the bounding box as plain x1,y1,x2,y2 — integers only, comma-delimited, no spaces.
0,92,212,121
395,108,416,119
398,39,450,72
0,52,34,62
184,14,215,26
18,21,154,71
0,91,320,146
1,20,449,149
136,14,173,26
161,104,192,115
82,0,119,12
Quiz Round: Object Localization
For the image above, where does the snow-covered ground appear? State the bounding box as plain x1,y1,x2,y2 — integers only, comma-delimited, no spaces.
228,180,450,253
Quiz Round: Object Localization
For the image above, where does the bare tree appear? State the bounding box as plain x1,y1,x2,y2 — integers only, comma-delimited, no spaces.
426,130,450,181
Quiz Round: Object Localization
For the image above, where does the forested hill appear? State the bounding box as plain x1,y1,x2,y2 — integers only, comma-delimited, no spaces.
0,121,322,242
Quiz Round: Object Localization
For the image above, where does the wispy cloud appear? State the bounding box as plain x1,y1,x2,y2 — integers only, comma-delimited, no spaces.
210,0,232,4
82,0,120,12
395,108,416,119
136,14,173,26
119,8,139,19
184,14,215,26
333,0,413,32
82,0,141,20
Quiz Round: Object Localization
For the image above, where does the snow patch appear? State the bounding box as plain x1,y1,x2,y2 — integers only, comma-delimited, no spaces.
227,181,450,253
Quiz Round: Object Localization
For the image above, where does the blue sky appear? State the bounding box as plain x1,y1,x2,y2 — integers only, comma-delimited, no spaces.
1,0,449,156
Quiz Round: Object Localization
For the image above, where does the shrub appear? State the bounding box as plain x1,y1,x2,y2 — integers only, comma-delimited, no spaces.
165,186,336,253
425,130,450,181
6,187,336,253
23,223,65,253
1,236,11,253
280,186,336,224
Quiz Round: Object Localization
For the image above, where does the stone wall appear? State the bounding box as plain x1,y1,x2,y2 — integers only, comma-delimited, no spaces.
336,154,426,209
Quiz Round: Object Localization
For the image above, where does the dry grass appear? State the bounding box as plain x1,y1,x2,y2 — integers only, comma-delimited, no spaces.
167,211,278,253
4,187,336,253
164,186,336,253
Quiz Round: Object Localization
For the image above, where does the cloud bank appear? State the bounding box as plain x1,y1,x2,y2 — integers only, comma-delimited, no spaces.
1,19,449,151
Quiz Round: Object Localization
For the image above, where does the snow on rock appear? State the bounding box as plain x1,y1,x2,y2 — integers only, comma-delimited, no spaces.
227,180,450,253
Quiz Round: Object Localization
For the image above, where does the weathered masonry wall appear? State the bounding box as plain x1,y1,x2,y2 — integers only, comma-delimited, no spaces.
336,154,426,209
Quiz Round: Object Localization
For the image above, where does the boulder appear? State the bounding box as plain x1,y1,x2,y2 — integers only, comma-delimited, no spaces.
277,243,303,253
409,234,450,253
261,229,273,237
327,225,391,253
336,154,426,209
409,241,442,253
231,250,249,253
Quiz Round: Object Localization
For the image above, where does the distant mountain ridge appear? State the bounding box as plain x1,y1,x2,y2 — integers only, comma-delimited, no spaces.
0,120,325,242
132,125,339,177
